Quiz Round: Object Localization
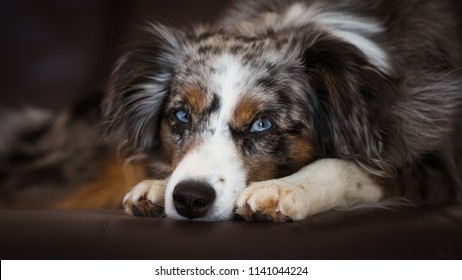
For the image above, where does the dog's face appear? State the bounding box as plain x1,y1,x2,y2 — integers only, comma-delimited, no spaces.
104,24,395,220
159,34,315,220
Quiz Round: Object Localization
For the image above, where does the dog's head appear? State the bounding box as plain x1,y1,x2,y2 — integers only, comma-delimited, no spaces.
103,23,395,220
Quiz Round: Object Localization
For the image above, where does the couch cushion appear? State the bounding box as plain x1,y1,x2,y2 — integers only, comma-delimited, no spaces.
1,200,461,259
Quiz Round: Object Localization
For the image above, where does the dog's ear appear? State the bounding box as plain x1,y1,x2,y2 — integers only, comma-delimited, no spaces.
294,29,398,177
103,24,185,153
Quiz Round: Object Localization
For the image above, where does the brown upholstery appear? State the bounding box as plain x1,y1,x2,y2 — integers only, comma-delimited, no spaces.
1,200,461,259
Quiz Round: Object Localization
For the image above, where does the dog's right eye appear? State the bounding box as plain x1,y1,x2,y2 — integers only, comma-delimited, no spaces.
175,109,190,124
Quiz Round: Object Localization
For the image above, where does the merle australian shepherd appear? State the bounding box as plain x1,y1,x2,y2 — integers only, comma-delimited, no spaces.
1,0,462,222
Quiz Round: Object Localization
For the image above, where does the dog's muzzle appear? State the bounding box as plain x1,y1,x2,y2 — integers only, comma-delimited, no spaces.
172,180,216,219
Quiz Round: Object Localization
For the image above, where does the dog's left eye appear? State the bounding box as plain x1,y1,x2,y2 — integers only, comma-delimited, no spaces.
250,118,272,133
175,109,190,124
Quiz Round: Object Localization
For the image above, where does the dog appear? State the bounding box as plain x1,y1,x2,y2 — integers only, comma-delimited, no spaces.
101,0,462,221
2,0,462,222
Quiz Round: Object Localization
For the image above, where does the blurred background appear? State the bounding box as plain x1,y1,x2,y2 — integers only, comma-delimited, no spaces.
0,0,231,110
0,0,231,208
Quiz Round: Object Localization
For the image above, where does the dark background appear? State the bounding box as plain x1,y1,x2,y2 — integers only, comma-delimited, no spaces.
0,0,231,111
2,1,462,111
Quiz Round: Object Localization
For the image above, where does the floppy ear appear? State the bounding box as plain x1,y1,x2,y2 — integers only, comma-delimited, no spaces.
103,24,185,153
295,29,398,177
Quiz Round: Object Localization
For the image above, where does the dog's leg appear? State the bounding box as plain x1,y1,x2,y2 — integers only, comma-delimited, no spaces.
235,159,383,222
123,179,167,217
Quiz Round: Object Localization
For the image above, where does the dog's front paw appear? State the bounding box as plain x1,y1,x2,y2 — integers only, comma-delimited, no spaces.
123,180,166,217
235,179,306,222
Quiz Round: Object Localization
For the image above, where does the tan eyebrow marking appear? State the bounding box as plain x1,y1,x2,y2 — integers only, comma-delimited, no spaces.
183,85,208,115
231,93,263,129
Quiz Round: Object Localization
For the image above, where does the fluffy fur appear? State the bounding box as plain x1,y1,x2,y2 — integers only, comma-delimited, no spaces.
2,0,462,221
102,0,462,221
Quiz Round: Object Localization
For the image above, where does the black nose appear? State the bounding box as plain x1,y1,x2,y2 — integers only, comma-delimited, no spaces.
173,180,216,219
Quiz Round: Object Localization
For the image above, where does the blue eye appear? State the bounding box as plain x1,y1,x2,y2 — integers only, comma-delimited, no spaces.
250,118,272,133
175,109,189,124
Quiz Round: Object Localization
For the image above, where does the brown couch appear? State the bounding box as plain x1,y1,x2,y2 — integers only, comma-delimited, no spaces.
1,199,462,259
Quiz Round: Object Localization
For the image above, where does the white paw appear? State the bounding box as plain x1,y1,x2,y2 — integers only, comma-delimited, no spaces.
235,179,307,222
123,180,166,217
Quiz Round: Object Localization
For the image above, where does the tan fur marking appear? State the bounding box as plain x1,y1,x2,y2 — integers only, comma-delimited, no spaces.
244,132,313,184
259,197,278,211
231,94,262,129
235,184,295,222
287,133,313,166
184,85,207,115
245,160,277,184
55,159,147,209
